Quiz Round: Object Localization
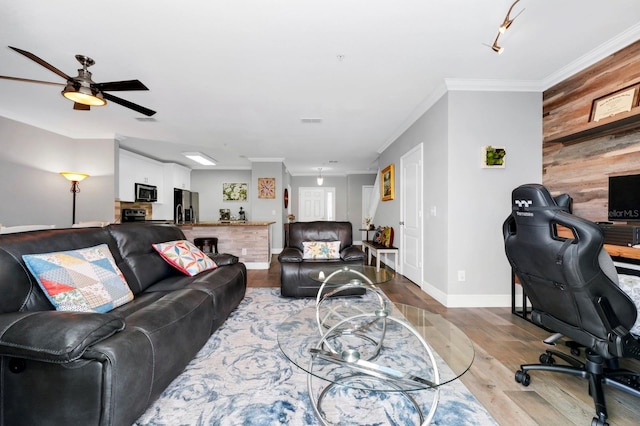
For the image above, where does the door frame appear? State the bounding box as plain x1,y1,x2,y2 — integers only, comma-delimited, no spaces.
400,143,423,283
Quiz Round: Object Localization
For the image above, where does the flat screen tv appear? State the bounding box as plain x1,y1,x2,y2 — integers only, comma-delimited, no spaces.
608,174,640,222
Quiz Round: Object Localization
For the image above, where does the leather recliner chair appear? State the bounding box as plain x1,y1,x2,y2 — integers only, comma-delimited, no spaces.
278,221,366,297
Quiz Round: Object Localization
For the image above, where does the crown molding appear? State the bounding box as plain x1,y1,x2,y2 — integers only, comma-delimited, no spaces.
541,22,640,90
378,82,448,153
379,24,640,155
247,157,286,163
445,78,544,92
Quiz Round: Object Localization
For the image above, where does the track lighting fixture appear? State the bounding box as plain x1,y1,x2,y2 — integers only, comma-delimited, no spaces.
487,0,524,54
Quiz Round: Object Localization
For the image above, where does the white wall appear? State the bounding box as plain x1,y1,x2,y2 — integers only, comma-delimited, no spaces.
190,169,252,223
251,161,285,250
377,90,542,307
446,90,542,305
0,116,115,227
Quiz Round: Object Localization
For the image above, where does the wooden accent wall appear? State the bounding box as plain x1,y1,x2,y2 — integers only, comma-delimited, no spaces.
544,40,640,143
543,130,640,221
543,40,640,221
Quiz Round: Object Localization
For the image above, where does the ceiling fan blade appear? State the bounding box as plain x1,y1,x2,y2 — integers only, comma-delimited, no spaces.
0,75,65,86
8,46,71,81
94,79,149,92
73,103,90,111
102,92,156,116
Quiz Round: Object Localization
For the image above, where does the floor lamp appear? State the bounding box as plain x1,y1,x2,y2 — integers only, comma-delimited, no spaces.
60,172,89,225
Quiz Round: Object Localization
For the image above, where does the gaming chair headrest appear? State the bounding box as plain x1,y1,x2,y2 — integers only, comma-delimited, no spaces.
510,184,571,227
553,193,573,213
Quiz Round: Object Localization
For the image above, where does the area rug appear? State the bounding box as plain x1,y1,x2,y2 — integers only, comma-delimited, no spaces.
134,288,496,425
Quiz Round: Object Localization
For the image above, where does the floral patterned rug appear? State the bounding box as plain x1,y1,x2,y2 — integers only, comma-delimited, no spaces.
135,288,496,425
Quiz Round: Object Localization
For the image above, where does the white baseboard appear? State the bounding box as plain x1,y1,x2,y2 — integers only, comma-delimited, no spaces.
244,262,271,270
419,280,514,308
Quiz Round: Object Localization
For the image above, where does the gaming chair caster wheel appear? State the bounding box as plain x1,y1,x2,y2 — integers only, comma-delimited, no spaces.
539,353,555,365
515,370,531,386
591,417,608,426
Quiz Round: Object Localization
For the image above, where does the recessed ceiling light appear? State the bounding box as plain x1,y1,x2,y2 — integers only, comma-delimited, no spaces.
182,152,216,166
300,118,323,123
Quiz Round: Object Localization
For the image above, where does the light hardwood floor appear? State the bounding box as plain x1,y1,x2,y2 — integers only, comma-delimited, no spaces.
248,257,640,426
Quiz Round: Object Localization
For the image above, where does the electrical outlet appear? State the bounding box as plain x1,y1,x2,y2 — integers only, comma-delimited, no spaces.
457,270,466,282
241,248,247,255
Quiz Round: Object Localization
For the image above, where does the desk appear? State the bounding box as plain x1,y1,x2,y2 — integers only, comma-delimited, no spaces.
512,244,640,322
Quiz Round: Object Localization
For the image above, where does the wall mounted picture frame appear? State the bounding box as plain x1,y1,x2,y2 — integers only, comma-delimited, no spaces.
222,183,248,201
381,164,395,201
258,178,276,199
481,146,506,168
590,84,640,122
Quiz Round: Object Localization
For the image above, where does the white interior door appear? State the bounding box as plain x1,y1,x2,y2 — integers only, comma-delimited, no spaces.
400,144,423,284
299,187,335,221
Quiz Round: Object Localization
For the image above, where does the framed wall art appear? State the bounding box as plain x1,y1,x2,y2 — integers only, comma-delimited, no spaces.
223,183,248,201
258,178,276,199
381,164,395,201
482,145,506,168
590,84,639,122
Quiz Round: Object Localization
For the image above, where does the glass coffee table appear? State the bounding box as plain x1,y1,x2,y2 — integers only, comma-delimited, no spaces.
277,267,474,425
308,265,395,288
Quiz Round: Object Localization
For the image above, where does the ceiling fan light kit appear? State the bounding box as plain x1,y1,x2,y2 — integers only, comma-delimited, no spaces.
62,83,106,106
0,46,156,116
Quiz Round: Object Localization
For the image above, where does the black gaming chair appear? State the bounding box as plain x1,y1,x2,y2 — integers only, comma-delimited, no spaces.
503,183,640,426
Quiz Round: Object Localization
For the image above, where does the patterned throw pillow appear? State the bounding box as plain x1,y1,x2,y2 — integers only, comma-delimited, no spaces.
22,244,134,313
152,240,218,276
302,241,341,260
373,227,383,244
380,227,394,247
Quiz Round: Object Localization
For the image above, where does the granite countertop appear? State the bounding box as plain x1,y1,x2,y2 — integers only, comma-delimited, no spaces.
180,221,275,227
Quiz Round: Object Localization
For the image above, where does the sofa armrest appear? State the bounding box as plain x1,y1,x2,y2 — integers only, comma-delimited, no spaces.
207,253,239,266
341,246,366,262
278,247,303,263
0,311,125,363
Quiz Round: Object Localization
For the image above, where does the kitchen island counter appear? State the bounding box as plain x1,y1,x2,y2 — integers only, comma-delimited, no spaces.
180,222,275,269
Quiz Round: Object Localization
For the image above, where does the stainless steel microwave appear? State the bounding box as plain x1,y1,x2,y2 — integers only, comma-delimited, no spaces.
135,183,158,202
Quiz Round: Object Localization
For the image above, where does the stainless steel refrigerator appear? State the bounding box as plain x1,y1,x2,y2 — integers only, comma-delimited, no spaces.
174,189,199,224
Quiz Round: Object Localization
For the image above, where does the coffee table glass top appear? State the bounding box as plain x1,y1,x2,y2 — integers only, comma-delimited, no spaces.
277,296,474,392
308,265,395,286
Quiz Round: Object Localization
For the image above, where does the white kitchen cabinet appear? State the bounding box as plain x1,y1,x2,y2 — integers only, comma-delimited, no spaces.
165,163,191,191
152,163,192,220
118,150,164,202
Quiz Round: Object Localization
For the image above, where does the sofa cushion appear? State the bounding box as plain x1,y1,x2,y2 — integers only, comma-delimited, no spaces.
22,244,134,313
152,240,218,276
0,311,125,362
302,241,341,259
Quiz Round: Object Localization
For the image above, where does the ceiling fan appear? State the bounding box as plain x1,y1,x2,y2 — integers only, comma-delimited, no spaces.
0,46,156,116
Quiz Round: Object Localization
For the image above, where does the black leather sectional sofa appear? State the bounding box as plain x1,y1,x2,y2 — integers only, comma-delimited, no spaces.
0,223,246,425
